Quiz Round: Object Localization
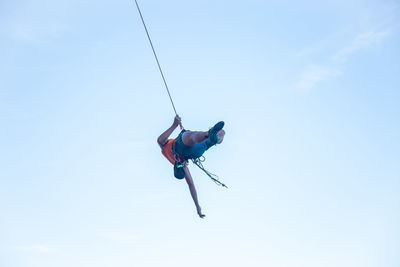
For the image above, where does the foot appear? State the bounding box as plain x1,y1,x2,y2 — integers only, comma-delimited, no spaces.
217,129,225,144
208,121,224,137
206,121,224,149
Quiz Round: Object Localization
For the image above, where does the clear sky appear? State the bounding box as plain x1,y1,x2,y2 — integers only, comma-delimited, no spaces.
1,0,399,267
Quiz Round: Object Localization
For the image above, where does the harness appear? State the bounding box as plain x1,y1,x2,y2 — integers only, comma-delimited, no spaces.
171,141,186,167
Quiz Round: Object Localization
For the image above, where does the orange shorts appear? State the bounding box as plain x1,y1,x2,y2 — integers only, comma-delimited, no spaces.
161,139,176,165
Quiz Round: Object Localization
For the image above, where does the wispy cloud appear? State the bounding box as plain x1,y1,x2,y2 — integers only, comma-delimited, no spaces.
295,27,392,91
11,245,57,253
333,28,392,62
295,3,396,92
296,65,342,92
98,232,140,242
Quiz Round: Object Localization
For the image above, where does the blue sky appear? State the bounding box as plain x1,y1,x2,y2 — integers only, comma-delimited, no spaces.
1,0,399,267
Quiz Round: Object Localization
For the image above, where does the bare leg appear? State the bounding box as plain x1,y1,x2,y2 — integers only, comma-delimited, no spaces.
183,165,205,218
157,124,179,148
182,131,208,146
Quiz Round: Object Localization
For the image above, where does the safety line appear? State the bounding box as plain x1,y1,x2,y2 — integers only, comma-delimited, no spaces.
133,0,178,116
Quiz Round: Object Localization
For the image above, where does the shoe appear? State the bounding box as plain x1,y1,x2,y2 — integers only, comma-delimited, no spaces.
208,121,224,137
206,121,224,149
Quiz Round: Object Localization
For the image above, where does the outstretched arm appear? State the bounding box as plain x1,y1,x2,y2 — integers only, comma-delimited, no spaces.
183,165,205,218
157,115,181,148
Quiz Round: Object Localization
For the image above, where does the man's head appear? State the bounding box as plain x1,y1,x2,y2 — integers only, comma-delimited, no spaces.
174,162,186,179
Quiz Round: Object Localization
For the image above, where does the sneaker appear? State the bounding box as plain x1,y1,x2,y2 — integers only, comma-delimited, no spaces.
206,121,225,149
208,121,224,137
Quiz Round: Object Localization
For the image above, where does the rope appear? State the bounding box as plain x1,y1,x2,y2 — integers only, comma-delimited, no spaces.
191,157,228,188
133,0,178,116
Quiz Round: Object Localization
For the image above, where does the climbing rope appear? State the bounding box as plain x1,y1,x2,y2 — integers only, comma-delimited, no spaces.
133,0,178,116
191,157,228,188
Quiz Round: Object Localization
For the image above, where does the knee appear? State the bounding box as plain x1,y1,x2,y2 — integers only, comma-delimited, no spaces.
157,137,166,148
181,132,192,146
190,135,197,144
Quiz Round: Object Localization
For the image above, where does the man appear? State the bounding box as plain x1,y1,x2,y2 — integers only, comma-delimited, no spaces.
157,115,225,218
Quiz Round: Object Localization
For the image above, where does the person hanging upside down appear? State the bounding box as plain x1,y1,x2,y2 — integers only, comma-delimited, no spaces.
157,115,225,218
